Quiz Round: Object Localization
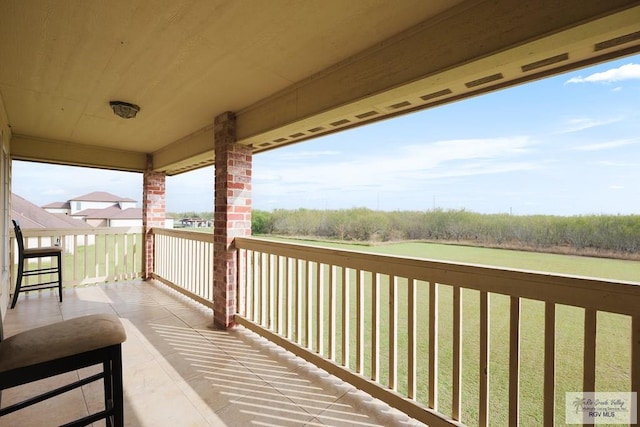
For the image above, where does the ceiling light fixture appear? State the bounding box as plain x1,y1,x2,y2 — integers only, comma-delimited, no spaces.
109,101,140,119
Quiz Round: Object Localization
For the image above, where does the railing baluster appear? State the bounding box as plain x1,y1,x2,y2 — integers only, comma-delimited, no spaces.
509,296,521,426
389,275,397,390
356,269,364,374
328,265,336,361
194,240,198,296
268,254,275,330
263,253,269,327
342,267,350,368
316,262,324,355
408,277,416,400
306,260,312,349
73,234,78,281
253,251,260,321
429,282,438,409
372,272,380,381
115,232,120,279
104,233,109,279
452,286,462,419
236,248,244,315
479,290,489,426
95,232,100,278
296,259,303,345
244,250,252,318
269,253,274,329
544,302,556,426
123,234,129,279
276,256,283,335
83,233,89,281
286,257,293,339
583,308,597,393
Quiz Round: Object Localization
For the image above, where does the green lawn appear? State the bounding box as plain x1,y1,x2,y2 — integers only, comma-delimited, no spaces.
266,238,638,426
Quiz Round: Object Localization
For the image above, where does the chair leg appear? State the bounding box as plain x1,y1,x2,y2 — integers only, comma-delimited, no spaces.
111,345,124,426
10,260,24,309
103,357,113,427
57,253,63,303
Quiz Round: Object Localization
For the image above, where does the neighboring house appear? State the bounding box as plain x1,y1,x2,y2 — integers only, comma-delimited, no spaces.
11,193,93,254
179,218,212,228
43,191,143,227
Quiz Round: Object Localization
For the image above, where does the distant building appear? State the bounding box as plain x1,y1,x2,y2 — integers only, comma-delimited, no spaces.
43,191,143,227
179,218,212,228
11,193,92,253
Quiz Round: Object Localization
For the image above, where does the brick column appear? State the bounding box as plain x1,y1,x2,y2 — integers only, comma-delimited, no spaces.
142,155,166,280
213,111,252,329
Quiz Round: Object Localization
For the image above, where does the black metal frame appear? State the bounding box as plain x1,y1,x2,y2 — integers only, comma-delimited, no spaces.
11,219,63,308
0,344,124,426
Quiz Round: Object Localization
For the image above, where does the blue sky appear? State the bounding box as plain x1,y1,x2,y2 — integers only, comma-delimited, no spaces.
13,54,640,216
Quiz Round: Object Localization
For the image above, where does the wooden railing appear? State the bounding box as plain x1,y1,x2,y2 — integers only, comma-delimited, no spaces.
235,237,640,427
151,228,214,309
11,227,143,289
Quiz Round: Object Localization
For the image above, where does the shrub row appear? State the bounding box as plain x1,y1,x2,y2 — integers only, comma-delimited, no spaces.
251,208,640,255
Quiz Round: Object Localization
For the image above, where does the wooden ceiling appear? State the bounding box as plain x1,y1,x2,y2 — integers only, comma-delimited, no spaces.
2,0,639,175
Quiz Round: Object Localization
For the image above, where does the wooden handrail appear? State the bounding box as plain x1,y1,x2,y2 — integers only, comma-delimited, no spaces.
234,236,640,426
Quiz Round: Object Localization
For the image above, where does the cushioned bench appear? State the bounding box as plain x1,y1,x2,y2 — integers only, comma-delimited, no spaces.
0,313,126,426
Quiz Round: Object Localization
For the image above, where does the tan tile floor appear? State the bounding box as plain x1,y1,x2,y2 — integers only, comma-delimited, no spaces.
1,281,424,427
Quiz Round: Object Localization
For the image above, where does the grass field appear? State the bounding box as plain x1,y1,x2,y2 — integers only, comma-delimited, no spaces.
265,238,639,426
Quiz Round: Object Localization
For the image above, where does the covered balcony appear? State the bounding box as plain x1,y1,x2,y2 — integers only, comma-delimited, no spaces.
4,226,639,426
1,1,640,426
3,280,419,426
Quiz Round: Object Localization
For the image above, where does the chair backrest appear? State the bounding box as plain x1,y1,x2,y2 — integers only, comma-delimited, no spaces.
12,219,24,258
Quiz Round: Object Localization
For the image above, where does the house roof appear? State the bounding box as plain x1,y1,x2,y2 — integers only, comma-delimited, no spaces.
70,191,136,203
12,193,91,229
111,208,142,220
42,201,71,209
74,206,141,220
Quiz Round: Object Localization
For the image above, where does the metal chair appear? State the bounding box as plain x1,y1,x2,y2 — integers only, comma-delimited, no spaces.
11,219,63,308
0,313,126,426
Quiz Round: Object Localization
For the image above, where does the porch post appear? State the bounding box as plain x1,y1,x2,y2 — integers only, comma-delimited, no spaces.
142,154,166,280
213,111,252,329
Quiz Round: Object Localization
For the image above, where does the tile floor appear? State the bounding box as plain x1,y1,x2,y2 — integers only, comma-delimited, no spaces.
1,280,424,426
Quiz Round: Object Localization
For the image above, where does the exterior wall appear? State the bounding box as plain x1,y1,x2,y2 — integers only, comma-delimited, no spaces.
86,218,107,228
142,157,165,280
120,201,137,210
70,200,115,214
110,218,142,227
44,207,69,215
213,112,252,329
0,117,10,315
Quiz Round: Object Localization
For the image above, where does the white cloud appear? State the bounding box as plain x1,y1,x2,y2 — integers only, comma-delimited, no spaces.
254,136,538,201
574,138,639,151
566,63,640,84
610,185,624,190
558,117,623,133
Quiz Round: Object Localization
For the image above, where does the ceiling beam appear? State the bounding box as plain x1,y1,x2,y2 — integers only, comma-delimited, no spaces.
151,125,214,175
233,0,640,150
11,135,148,172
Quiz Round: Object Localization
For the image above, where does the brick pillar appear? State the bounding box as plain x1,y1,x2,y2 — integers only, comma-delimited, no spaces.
213,111,252,329
142,155,166,280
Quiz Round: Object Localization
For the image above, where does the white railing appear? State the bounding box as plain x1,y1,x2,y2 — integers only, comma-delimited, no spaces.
11,227,143,289
151,228,214,309
235,237,640,427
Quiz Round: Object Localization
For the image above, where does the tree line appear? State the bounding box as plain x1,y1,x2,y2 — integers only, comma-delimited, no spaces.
251,208,640,258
